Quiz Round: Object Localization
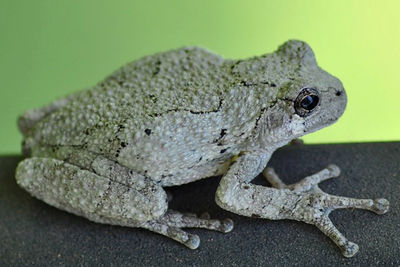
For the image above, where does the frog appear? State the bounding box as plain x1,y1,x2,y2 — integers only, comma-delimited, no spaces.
15,40,389,258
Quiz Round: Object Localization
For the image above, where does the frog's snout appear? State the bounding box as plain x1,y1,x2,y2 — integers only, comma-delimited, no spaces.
328,85,347,120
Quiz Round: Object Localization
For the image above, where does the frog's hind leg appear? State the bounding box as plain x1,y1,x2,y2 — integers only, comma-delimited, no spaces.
263,164,389,257
15,157,168,232
15,157,233,250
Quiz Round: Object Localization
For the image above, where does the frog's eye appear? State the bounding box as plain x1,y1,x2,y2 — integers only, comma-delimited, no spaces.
294,88,320,116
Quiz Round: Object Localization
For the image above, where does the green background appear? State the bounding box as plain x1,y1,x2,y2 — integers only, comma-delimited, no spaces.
1,0,399,154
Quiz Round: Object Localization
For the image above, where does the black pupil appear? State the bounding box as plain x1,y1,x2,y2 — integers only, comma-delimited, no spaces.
300,95,319,110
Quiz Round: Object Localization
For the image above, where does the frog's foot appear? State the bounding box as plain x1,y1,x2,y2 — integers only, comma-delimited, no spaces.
263,164,389,258
142,210,234,249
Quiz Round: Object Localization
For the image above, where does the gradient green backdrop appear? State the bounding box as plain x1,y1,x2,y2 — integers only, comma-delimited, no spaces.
1,0,399,154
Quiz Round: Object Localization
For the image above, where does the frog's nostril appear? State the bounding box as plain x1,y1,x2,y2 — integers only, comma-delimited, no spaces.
335,91,342,97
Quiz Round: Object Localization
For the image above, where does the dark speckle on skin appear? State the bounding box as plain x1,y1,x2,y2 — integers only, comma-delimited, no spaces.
145,129,152,136
219,129,227,139
240,80,257,87
149,94,157,103
152,60,161,76
261,81,277,87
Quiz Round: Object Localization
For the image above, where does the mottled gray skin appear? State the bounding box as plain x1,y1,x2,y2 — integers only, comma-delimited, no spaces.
16,40,389,257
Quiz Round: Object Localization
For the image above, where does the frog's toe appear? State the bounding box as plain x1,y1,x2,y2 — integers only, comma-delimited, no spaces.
341,241,359,258
220,218,234,233
311,215,360,258
184,234,200,249
320,194,390,215
159,210,234,234
327,164,340,177
142,209,234,249
264,165,342,194
372,198,389,214
142,219,201,250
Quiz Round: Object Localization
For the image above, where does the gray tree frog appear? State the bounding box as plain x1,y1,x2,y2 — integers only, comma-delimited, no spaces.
15,40,389,257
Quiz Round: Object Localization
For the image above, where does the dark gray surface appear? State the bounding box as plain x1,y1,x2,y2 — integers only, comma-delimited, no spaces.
1,142,399,266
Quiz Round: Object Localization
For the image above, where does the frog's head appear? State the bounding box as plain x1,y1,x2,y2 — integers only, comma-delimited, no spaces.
261,40,347,146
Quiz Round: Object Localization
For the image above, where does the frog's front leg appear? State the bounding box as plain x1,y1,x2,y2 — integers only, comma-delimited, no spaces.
215,151,389,258
15,157,232,250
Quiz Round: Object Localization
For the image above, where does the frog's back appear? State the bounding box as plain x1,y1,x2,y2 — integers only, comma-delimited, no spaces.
24,47,261,172
22,47,223,142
